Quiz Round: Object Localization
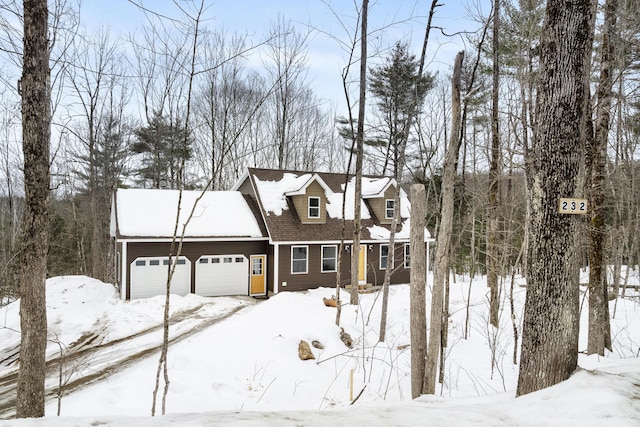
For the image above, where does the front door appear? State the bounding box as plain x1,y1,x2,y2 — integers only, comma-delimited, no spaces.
358,245,366,284
250,255,266,295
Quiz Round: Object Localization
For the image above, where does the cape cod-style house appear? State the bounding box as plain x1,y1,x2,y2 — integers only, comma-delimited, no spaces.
110,168,433,300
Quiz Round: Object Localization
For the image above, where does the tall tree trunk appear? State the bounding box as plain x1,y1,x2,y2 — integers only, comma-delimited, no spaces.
487,0,501,328
150,2,204,415
586,0,617,356
424,50,464,395
350,0,368,305
90,147,104,281
517,0,595,397
16,0,50,418
409,184,427,398
379,0,440,341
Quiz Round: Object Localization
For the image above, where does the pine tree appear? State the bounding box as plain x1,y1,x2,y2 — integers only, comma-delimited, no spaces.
368,41,434,176
132,111,192,189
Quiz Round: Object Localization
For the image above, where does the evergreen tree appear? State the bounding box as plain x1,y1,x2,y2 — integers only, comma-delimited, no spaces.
74,112,131,281
368,41,434,176
131,111,192,189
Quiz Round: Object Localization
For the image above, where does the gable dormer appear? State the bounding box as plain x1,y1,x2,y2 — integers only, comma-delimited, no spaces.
362,178,403,225
285,174,332,224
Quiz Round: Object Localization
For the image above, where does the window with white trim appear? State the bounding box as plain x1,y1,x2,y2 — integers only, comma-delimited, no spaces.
380,244,389,270
291,246,308,274
404,243,411,268
321,245,337,272
308,197,320,218
385,199,395,219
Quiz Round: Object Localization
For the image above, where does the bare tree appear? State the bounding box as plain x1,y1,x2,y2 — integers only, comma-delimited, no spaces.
517,0,595,396
487,0,501,328
193,31,261,189
409,183,427,398
16,0,50,418
0,94,21,303
585,0,617,357
64,26,124,282
424,50,464,395
144,0,205,416
350,0,368,306
263,16,310,170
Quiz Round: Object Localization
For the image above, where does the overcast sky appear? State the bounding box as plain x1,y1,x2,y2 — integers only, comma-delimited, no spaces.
80,0,492,112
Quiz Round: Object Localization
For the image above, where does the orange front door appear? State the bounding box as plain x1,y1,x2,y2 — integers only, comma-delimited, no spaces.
250,255,266,295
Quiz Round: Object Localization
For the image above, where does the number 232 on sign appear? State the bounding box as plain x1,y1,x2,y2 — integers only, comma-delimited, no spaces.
558,198,588,215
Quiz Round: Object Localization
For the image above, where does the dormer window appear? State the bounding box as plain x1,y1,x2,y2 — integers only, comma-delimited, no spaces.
385,199,395,220
309,197,320,218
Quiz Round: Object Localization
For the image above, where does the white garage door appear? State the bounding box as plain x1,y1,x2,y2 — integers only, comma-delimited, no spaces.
130,256,191,299
195,255,248,296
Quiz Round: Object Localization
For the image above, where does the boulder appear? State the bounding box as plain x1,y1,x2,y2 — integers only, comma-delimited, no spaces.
298,339,315,360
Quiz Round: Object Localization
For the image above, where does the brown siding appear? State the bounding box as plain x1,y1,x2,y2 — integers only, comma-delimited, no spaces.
367,242,411,285
267,244,275,293
291,180,326,224
125,240,268,298
369,197,385,223
276,244,344,292
275,242,410,292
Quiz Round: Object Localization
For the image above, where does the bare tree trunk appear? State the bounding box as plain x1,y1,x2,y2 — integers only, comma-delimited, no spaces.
16,0,50,418
487,0,501,328
517,0,595,397
379,0,440,341
150,1,204,415
424,50,464,395
439,262,450,386
409,184,427,398
510,240,525,365
586,0,617,356
350,0,368,306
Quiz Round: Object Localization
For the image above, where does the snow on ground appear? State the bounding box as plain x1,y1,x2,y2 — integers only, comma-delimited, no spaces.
1,271,639,426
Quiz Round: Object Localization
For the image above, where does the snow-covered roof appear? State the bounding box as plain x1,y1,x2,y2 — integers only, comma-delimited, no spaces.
283,173,332,197
361,177,395,198
253,173,312,216
326,177,371,220
112,189,264,238
367,219,432,240
254,172,373,220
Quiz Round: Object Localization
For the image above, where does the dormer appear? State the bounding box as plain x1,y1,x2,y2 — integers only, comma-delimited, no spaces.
285,174,332,224
362,177,404,225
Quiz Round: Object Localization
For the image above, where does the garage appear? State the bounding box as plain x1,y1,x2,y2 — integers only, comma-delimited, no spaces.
129,256,191,299
195,255,248,296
